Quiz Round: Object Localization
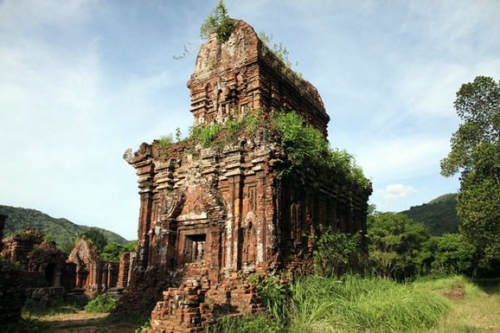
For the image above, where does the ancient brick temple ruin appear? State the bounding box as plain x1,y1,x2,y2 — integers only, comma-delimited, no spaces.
119,20,371,332
66,238,120,294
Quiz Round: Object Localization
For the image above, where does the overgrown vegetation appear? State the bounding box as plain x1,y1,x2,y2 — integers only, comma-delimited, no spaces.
200,0,234,42
258,32,297,70
271,111,369,188
84,294,117,313
313,227,361,277
155,110,370,191
210,275,451,333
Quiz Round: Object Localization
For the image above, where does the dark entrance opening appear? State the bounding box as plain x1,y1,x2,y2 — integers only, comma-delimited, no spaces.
184,234,206,263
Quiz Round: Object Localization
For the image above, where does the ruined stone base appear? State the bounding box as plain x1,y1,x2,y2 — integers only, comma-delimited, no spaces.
24,287,64,308
145,276,265,333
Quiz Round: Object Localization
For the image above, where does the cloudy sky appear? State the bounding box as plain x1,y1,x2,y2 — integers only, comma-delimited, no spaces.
1,0,499,240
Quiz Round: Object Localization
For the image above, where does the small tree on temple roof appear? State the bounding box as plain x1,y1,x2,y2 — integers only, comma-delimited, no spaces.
200,0,234,42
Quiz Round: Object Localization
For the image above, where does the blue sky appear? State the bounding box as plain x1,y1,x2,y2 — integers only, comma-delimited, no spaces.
1,0,499,240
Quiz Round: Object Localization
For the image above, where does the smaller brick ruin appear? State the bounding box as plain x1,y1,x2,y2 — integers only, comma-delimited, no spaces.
1,227,44,267
1,226,128,313
66,238,120,295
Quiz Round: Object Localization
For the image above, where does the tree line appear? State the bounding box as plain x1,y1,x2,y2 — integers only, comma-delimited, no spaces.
362,76,500,280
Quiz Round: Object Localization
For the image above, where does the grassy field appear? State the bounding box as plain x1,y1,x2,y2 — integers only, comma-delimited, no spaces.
423,276,500,333
210,275,500,333
19,275,500,333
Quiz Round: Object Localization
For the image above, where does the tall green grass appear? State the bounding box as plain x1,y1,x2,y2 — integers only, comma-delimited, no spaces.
205,314,284,333
412,275,484,298
210,275,450,333
288,275,449,333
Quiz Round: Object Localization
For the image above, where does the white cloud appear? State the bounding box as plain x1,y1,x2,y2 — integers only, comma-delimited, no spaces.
352,135,450,184
372,184,417,210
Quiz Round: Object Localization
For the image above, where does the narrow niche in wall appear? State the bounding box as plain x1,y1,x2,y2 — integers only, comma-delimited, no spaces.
184,234,206,263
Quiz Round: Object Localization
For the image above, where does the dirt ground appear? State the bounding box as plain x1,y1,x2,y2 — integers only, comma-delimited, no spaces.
37,312,139,333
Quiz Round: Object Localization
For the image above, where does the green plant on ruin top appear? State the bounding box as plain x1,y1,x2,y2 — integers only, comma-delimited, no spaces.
156,110,369,191
271,111,370,189
200,0,234,42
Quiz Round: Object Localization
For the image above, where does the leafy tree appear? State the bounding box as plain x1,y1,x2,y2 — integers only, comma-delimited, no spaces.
81,228,108,254
368,212,430,280
441,76,500,267
100,240,137,262
422,234,476,276
313,227,362,277
200,0,234,42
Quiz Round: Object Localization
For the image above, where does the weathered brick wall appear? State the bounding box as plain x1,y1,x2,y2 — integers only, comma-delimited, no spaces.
117,251,136,289
1,229,43,268
67,238,120,295
187,20,329,136
146,276,264,333
24,287,65,308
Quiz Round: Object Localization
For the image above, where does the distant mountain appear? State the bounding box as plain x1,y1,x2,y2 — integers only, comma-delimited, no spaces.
0,205,128,246
401,193,460,236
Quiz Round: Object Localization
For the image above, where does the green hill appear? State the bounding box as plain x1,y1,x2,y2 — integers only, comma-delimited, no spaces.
401,193,460,235
0,205,128,246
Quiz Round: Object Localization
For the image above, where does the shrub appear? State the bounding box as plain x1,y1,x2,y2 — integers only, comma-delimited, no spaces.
313,227,362,277
248,274,288,322
135,320,152,333
84,294,116,313
158,134,173,148
271,111,370,189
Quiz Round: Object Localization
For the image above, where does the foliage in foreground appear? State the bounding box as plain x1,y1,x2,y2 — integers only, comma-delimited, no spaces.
290,275,449,333
211,275,450,333
313,227,362,277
